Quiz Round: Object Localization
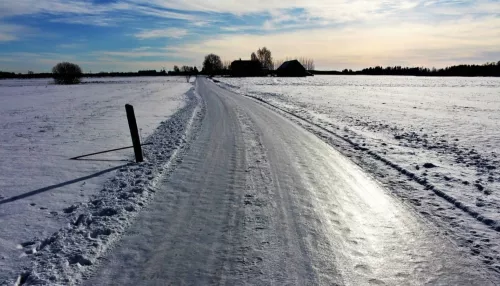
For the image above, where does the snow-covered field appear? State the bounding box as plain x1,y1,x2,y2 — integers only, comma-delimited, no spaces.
2,75,500,283
0,77,195,283
216,75,500,274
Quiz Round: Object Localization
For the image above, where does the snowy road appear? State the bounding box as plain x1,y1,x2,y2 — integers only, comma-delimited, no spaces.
85,78,494,285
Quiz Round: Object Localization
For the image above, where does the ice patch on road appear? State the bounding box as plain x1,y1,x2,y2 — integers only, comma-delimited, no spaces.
4,87,205,285
234,108,276,283
213,77,500,276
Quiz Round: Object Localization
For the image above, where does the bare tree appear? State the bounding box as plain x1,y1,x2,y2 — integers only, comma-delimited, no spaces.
223,60,232,71
52,62,82,84
298,57,315,70
251,52,258,61
257,47,273,70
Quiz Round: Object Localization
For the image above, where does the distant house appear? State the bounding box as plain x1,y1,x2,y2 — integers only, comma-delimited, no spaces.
231,59,263,77
276,60,311,77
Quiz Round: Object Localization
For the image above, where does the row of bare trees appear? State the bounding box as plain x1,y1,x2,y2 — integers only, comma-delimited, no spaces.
223,60,232,70
298,57,315,71
172,65,199,82
173,65,198,73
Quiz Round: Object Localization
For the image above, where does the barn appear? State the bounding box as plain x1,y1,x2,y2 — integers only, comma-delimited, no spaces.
276,60,311,77
231,60,263,77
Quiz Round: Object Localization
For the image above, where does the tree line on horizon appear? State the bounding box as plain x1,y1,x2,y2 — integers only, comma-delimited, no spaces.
0,69,170,79
313,61,500,77
1,59,500,80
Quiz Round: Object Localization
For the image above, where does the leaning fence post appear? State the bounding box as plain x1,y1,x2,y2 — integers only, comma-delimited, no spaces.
125,104,143,163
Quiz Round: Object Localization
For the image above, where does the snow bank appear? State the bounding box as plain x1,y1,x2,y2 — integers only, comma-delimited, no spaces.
0,77,193,283
215,75,500,275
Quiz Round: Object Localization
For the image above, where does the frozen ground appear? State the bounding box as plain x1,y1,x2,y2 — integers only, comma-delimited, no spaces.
216,75,500,275
0,77,194,283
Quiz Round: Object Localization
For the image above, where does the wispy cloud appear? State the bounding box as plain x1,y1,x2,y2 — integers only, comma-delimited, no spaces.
1,0,500,72
96,50,169,58
166,15,500,69
132,46,154,51
0,23,30,41
57,43,83,49
128,5,201,21
135,28,189,39
190,20,215,27
127,0,427,23
220,25,260,32
0,0,108,18
91,46,189,61
50,15,118,26
0,0,202,23
2,0,498,27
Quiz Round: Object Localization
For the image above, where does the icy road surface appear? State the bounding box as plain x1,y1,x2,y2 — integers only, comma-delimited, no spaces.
85,78,494,285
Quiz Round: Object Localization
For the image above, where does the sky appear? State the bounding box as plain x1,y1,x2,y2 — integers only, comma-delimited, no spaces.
0,0,499,72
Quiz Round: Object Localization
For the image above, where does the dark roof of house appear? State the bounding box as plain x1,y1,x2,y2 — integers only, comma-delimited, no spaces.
277,60,305,71
231,59,263,77
231,60,261,70
232,59,260,65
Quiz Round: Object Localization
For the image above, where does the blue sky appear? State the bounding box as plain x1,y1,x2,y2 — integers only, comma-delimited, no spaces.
0,0,499,72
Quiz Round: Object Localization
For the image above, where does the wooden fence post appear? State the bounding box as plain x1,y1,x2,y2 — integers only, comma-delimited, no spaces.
125,104,143,163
